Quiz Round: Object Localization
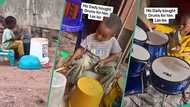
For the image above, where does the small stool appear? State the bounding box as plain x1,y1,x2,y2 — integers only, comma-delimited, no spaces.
0,49,15,66
69,77,104,107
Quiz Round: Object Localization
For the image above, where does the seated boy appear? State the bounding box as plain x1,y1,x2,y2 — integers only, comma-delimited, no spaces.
168,13,190,63
2,16,24,57
57,14,122,90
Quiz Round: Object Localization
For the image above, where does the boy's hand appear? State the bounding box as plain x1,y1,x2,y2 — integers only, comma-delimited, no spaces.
97,60,106,67
63,61,71,68
184,52,190,56
171,45,181,51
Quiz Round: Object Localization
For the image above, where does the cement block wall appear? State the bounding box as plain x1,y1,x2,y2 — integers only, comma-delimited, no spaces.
0,0,65,30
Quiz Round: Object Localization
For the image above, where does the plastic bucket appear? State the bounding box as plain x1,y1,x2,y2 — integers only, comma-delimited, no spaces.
48,72,67,107
80,71,100,80
69,77,104,107
30,38,49,64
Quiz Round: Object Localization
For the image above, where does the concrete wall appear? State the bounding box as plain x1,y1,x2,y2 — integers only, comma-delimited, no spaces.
0,0,65,30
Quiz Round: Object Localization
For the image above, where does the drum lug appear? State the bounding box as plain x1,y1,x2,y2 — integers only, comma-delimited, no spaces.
161,84,165,88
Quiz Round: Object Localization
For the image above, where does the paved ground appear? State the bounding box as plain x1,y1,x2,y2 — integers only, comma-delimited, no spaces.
124,84,190,107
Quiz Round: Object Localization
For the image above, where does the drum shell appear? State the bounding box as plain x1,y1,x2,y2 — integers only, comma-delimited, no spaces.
150,69,190,95
134,39,146,47
128,57,147,76
145,31,169,61
145,44,167,62
125,71,147,95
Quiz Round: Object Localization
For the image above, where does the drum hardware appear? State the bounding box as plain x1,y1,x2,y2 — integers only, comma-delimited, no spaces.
128,96,141,107
160,94,169,107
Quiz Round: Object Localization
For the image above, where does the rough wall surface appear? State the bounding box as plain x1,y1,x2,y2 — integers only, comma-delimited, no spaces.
0,0,65,29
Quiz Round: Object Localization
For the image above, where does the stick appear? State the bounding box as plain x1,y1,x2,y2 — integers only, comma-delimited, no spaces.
117,0,126,16
116,0,135,70
54,66,66,72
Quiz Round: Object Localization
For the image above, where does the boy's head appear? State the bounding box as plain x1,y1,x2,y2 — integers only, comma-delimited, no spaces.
180,13,190,27
5,16,17,29
95,14,122,41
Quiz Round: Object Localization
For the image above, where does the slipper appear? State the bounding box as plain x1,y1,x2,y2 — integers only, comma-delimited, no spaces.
42,62,52,69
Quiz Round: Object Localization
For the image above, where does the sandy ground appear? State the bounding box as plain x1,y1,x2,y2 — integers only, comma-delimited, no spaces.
0,66,50,107
0,31,76,107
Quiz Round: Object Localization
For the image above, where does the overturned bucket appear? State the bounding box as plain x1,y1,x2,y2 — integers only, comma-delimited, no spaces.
69,77,104,107
30,38,49,64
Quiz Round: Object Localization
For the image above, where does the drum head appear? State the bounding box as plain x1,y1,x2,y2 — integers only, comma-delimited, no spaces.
152,56,190,82
147,31,169,46
134,26,147,41
131,44,150,61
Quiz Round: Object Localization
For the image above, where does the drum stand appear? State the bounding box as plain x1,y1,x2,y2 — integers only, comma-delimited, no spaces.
161,94,168,107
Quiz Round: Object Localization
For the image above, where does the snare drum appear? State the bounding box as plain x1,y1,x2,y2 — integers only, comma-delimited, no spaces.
129,44,150,76
146,31,169,62
134,26,147,46
150,56,190,94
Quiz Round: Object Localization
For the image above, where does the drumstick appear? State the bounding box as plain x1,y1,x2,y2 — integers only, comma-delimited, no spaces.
147,22,153,32
116,0,136,69
117,0,125,16
54,66,67,72
117,0,135,40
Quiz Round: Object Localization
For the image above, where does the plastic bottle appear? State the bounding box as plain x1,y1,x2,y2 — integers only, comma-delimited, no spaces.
23,31,30,55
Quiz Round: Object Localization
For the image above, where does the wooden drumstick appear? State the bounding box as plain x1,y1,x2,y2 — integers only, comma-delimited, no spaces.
147,22,153,32
54,66,67,72
117,0,125,16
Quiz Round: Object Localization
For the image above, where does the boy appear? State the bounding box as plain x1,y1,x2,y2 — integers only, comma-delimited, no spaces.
58,14,122,89
2,16,24,57
168,13,190,63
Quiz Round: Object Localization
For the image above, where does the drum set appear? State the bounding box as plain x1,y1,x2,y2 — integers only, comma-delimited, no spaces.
125,25,190,105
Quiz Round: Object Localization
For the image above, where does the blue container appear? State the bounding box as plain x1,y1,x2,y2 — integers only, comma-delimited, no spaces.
18,55,42,70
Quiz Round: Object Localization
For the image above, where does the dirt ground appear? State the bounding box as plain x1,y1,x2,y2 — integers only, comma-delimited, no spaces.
0,66,50,107
0,30,76,107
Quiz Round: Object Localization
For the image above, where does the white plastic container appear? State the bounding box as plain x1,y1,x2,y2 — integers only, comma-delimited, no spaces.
30,38,49,64
48,72,67,107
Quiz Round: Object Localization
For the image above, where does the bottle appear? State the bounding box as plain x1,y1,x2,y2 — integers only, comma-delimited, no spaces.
23,31,30,55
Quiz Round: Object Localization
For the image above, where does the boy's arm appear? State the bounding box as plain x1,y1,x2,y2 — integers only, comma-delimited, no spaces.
66,47,85,64
57,47,85,68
